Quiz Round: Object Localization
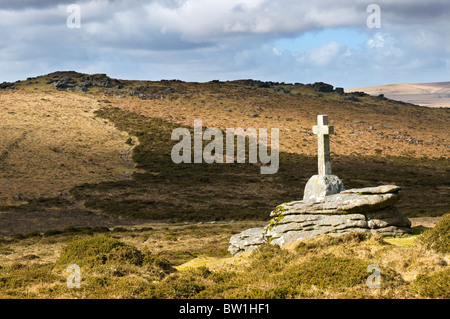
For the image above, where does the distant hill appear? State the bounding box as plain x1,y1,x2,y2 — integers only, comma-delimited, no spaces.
0,72,449,232
346,82,450,108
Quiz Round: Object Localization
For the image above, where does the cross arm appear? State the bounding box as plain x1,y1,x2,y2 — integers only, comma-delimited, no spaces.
313,125,334,135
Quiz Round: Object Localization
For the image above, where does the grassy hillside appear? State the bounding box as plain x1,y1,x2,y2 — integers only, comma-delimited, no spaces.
0,72,448,299
0,71,448,232
0,218,448,299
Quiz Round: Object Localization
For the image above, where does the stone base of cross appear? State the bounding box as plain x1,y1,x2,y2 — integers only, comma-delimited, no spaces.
303,174,345,202
303,114,345,202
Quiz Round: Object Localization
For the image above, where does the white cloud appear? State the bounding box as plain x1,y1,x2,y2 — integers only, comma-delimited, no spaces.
309,41,343,66
367,32,403,59
367,33,387,49
0,0,449,86
273,47,282,56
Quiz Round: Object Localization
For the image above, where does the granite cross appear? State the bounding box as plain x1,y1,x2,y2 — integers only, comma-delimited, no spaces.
312,114,334,176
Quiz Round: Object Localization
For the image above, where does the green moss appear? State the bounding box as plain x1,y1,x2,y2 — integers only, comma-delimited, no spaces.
384,236,416,247
0,263,58,291
55,235,145,268
250,244,296,272
417,214,450,253
226,286,299,299
412,268,450,298
294,233,375,255
283,255,370,289
154,269,207,298
266,213,285,231
54,235,177,288
156,250,197,266
272,203,290,215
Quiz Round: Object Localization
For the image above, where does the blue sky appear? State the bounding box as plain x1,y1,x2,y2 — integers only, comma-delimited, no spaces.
0,0,449,88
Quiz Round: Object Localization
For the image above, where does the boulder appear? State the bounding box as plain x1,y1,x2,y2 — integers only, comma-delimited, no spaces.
54,76,75,90
228,227,265,256
312,82,334,93
335,87,344,95
0,82,14,90
303,175,345,202
345,96,361,102
228,185,412,255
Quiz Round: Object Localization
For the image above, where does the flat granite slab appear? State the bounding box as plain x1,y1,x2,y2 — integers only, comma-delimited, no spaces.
271,188,401,217
341,185,401,194
229,185,412,256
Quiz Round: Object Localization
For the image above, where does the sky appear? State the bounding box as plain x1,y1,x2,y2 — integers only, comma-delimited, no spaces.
0,0,449,88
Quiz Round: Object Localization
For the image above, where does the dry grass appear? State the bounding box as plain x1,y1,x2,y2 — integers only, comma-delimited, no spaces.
105,81,449,159
0,75,448,232
0,90,135,207
0,73,448,299
0,222,448,299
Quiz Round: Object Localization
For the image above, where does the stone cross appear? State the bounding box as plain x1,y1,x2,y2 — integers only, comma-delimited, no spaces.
312,114,334,176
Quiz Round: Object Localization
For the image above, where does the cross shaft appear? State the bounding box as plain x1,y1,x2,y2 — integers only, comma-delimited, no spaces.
312,114,334,176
